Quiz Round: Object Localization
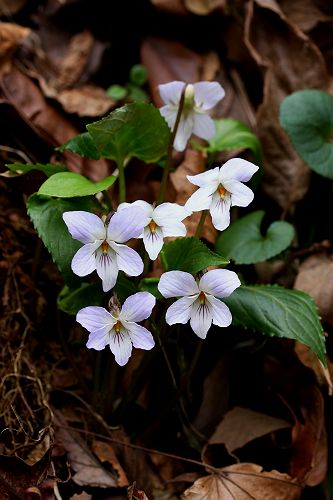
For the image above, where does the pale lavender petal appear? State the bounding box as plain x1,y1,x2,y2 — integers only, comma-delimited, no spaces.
206,295,232,327
116,202,132,211
71,242,100,277
190,298,213,339
160,104,177,130
77,306,116,333
63,211,105,244
109,330,132,366
111,242,144,276
165,296,197,325
185,185,216,213
143,225,164,260
159,81,185,105
126,323,155,350
193,81,225,110
158,271,199,298
187,166,219,187
209,190,232,231
173,115,194,152
120,292,156,322
153,202,187,224
86,329,109,350
192,113,216,140
107,206,147,243
223,180,254,208
162,220,186,238
95,247,118,292
199,269,241,298
219,158,259,183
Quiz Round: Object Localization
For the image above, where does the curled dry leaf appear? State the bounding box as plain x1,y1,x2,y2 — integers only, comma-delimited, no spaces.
289,384,327,486
181,463,302,499
127,482,149,500
244,0,328,211
92,440,129,487
279,0,333,32
294,253,333,326
170,149,216,243
56,84,114,117
149,0,188,15
294,342,333,395
205,406,291,456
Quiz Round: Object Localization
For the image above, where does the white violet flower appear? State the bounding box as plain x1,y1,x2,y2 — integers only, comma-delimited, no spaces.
185,158,259,231
77,292,156,366
118,200,189,260
63,207,146,292
158,269,241,339
159,80,225,152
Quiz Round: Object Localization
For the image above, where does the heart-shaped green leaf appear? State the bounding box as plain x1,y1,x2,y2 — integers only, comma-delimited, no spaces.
38,172,116,197
161,237,229,274
216,211,294,264
87,102,171,166
280,89,333,179
27,194,100,285
56,132,100,160
224,285,326,365
5,162,67,177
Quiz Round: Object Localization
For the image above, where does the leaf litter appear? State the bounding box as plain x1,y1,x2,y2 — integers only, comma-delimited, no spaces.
0,0,333,498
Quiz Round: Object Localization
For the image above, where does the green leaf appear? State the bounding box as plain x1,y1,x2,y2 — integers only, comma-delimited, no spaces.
280,89,333,179
106,84,128,100
56,132,100,160
87,102,171,166
58,283,104,315
113,274,138,302
38,172,116,197
129,64,148,86
138,277,162,298
224,285,326,364
216,211,295,265
5,162,67,177
161,237,229,274
126,83,149,103
27,194,99,285
194,119,262,163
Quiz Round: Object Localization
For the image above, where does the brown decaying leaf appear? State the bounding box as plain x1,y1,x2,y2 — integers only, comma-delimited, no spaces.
70,493,92,500
244,0,329,211
294,342,333,395
0,0,27,15
150,0,188,15
92,440,129,487
206,406,291,455
289,385,327,486
0,22,31,76
181,463,302,499
279,0,333,32
294,253,333,326
56,84,114,117
127,482,149,500
53,412,118,488
170,149,216,242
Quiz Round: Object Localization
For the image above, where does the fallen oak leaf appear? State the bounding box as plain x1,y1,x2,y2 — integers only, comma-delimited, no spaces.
181,463,302,499
92,440,129,487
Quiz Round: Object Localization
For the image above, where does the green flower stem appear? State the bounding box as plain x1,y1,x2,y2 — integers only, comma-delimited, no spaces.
118,160,126,203
194,210,207,239
157,89,186,205
103,189,113,211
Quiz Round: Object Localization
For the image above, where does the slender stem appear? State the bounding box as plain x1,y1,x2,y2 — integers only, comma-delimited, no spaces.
103,190,113,211
157,89,186,205
118,160,126,203
194,210,207,239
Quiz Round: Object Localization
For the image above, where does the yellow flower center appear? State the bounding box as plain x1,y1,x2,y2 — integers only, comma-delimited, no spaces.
101,241,109,253
149,220,157,233
199,291,206,304
218,184,226,199
114,320,122,333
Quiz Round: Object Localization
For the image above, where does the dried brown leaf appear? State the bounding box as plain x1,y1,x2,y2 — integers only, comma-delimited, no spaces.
92,440,129,487
0,0,27,15
279,0,333,32
294,253,333,325
294,342,333,395
184,0,225,15
207,406,291,454
170,149,216,242
56,30,94,90
57,84,115,116
182,463,302,499
149,0,188,14
0,22,31,76
289,385,327,486
127,482,149,500
54,413,117,488
244,0,329,210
